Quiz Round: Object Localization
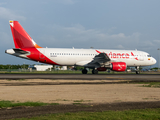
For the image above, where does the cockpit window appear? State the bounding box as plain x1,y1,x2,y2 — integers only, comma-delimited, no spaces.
147,55,151,57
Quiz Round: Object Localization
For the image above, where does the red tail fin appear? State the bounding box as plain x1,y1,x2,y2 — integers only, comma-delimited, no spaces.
9,21,42,48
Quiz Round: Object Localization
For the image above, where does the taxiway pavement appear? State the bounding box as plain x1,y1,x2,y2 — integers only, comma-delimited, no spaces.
0,74,160,81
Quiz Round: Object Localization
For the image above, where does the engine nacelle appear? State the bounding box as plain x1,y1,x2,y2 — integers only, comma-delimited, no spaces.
97,62,127,72
111,62,127,72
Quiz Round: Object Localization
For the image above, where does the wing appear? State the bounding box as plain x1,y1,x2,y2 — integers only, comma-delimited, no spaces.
85,53,111,68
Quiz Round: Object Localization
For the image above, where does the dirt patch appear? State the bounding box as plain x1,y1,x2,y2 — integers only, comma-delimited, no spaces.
0,79,160,104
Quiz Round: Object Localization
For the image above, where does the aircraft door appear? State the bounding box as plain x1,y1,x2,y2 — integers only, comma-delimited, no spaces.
138,52,144,61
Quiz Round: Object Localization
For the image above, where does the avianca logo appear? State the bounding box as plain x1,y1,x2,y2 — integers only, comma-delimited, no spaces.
131,52,139,60
118,64,122,71
96,50,139,60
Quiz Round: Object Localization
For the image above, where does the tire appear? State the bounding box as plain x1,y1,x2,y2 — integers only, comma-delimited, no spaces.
82,69,88,74
92,69,98,74
136,71,140,74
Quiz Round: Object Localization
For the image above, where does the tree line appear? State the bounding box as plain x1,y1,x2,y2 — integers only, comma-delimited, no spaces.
0,64,29,69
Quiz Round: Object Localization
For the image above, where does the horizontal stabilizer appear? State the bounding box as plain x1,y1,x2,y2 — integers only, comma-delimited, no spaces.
13,49,29,54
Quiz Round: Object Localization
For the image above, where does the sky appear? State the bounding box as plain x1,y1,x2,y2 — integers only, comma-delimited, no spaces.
0,0,160,67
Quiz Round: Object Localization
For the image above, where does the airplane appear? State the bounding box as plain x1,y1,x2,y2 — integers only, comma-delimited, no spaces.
5,21,157,74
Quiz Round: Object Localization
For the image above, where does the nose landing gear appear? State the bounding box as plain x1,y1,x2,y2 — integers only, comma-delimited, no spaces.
135,66,140,74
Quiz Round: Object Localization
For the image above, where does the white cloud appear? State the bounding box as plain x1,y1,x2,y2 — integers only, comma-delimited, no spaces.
0,2,7,6
57,0,76,4
62,24,140,42
107,27,117,33
0,7,26,20
38,24,143,49
153,40,160,44
116,45,125,49
0,31,13,47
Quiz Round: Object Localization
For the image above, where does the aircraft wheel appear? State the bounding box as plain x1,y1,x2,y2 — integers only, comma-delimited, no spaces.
82,69,88,74
136,71,140,74
92,69,98,74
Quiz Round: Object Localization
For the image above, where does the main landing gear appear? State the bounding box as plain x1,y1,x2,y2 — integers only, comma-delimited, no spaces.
82,68,99,74
92,69,98,74
82,68,88,74
135,66,140,74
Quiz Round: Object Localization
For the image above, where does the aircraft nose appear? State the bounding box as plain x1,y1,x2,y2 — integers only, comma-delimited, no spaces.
152,58,157,64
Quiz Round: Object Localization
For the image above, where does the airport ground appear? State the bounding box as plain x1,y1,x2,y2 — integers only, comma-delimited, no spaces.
0,73,160,119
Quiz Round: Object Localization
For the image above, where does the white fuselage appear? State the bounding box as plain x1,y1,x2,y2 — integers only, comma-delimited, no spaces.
37,48,156,67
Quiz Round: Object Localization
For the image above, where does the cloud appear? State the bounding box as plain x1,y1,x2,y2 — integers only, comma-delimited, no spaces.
62,24,140,42
107,27,117,33
0,7,26,20
153,40,160,44
37,24,143,50
56,0,76,4
116,45,125,49
0,31,12,46
0,2,7,6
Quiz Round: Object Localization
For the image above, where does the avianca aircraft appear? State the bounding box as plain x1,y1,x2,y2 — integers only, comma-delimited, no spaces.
5,21,156,74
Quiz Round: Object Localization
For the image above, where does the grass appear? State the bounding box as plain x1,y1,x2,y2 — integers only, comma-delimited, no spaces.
55,99,70,101
137,82,160,88
73,99,92,105
0,100,59,108
12,108,160,120
73,99,84,102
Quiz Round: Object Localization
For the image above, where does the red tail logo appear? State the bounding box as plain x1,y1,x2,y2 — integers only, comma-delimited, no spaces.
9,21,41,48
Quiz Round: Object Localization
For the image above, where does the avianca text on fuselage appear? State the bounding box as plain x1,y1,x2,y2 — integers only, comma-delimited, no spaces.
108,52,129,59
96,50,138,60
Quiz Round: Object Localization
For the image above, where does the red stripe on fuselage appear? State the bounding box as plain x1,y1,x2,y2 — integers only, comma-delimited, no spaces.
96,50,101,53
21,48,59,65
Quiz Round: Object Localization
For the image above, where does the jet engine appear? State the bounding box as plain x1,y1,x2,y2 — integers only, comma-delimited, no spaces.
97,62,126,72
111,62,127,72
